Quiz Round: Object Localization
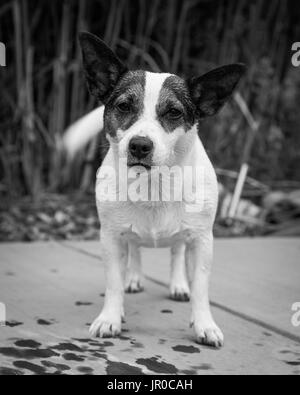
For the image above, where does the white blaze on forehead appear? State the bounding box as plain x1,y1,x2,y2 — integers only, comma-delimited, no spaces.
143,72,172,120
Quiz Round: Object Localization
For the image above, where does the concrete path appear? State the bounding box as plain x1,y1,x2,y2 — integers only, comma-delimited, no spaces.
0,239,299,375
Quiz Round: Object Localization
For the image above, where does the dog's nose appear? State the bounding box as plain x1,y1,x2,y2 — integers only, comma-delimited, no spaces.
129,137,154,160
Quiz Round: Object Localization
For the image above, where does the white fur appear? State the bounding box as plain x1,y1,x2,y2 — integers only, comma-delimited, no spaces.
143,72,172,120
63,106,105,158
94,126,223,346
64,72,223,347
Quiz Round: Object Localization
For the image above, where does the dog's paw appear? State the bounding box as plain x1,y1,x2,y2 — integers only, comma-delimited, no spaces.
192,318,224,348
89,313,122,338
170,283,190,302
125,277,144,294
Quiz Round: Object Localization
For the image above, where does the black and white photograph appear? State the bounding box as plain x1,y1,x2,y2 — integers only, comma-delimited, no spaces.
0,0,299,378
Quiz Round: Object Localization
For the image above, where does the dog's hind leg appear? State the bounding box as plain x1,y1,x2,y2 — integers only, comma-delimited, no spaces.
90,233,128,338
170,243,190,302
187,232,224,348
125,243,144,293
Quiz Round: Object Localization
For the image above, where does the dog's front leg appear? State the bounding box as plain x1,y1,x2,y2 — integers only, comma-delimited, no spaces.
187,233,224,348
125,243,144,293
90,233,128,338
170,243,190,301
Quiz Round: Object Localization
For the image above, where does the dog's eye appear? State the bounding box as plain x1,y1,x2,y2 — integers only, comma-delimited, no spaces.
116,102,131,113
165,108,183,119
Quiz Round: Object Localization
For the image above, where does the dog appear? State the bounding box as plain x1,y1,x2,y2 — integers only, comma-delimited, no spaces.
64,32,246,347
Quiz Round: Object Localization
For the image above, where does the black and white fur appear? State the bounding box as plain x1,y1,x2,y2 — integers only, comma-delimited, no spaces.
64,32,246,347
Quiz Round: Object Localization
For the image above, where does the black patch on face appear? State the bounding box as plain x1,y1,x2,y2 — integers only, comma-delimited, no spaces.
157,75,195,133
104,70,146,137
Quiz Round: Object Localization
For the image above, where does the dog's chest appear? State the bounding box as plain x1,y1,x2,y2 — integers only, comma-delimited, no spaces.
118,204,196,247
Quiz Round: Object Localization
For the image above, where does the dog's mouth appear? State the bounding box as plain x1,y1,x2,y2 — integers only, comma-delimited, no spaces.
127,162,152,171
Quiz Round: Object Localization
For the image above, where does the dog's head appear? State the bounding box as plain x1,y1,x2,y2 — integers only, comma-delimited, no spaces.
79,32,246,169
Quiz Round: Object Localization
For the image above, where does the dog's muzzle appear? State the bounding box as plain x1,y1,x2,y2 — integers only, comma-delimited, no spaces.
128,136,154,161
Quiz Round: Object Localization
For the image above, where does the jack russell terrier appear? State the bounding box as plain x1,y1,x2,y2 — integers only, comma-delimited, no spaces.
64,32,246,348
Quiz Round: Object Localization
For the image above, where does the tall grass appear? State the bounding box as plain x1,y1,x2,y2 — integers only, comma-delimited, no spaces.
0,0,299,199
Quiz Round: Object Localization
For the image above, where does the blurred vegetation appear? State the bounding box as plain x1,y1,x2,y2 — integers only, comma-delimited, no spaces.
0,0,300,201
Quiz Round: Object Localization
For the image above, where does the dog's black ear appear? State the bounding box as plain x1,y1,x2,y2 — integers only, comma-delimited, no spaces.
79,32,128,103
187,64,246,118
